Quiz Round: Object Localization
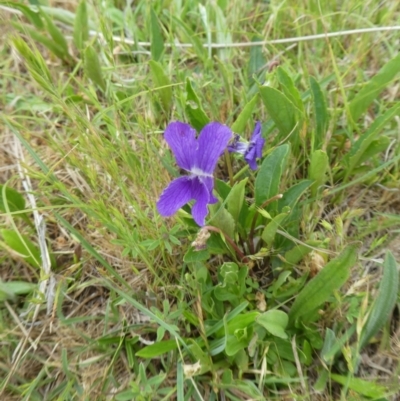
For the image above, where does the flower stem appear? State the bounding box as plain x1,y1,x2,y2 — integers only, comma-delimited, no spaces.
224,149,234,187
203,225,248,262
248,194,283,254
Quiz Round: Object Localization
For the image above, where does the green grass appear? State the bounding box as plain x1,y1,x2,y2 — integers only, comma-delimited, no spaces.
0,0,400,400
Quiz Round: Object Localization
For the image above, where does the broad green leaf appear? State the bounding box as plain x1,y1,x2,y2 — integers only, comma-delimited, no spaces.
256,310,289,339
308,150,329,197
259,86,297,138
310,77,329,150
39,8,70,60
261,211,289,247
225,311,259,336
84,45,106,91
231,94,259,133
215,178,231,200
356,136,390,165
283,240,321,266
330,374,387,399
73,0,89,51
276,67,304,114
343,104,400,179
255,144,290,211
321,325,356,364
150,7,164,61
309,76,328,150
277,180,312,213
359,251,399,349
349,52,400,121
1,229,41,269
0,280,36,302
183,247,209,263
209,203,235,240
226,178,247,222
0,185,30,225
0,185,25,214
185,78,209,131
135,339,177,358
289,245,358,323
149,60,172,112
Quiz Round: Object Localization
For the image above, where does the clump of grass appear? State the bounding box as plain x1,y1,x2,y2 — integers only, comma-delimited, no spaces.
1,1,400,400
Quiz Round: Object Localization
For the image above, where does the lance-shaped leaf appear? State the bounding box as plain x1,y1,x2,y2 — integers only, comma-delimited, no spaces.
255,144,290,212
289,245,358,324
359,251,399,349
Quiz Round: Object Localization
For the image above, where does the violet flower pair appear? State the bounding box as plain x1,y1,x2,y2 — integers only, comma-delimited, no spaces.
157,121,265,226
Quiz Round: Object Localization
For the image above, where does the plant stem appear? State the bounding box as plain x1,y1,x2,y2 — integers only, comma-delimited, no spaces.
203,225,248,262
224,149,234,187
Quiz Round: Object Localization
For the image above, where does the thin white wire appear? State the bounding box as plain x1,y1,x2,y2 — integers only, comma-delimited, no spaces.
101,25,400,48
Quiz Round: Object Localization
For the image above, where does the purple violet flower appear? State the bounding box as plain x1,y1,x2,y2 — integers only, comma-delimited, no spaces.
157,121,232,226
228,121,265,170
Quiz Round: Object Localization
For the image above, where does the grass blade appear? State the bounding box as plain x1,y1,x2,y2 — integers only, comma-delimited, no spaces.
349,52,400,121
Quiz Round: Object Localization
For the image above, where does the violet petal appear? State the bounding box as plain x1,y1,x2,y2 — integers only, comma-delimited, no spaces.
191,177,211,226
157,176,193,217
164,121,197,171
195,122,232,174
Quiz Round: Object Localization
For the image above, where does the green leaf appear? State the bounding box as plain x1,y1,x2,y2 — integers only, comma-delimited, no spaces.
349,52,400,121
289,245,358,323
0,185,30,225
277,180,312,213
1,1,43,28
356,136,390,165
226,178,247,222
150,7,164,61
276,67,304,114
185,78,209,131
308,150,329,197
39,8,70,60
149,60,172,112
0,280,36,302
256,310,289,339
255,144,290,211
1,229,41,269
261,211,289,248
183,247,210,263
330,374,387,399
231,94,259,133
359,251,399,349
209,203,235,240
135,339,177,358
0,185,25,214
73,0,89,51
259,86,297,138
343,104,400,179
283,240,321,266
309,76,329,150
84,45,106,92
